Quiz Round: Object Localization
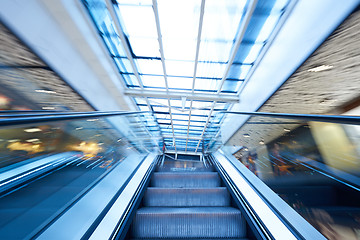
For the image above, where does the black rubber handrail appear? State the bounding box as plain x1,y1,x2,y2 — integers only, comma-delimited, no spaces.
0,110,359,127
0,111,147,127
222,111,360,125
0,110,146,118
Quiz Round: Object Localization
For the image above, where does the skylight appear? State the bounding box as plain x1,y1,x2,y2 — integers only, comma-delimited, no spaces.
83,0,289,154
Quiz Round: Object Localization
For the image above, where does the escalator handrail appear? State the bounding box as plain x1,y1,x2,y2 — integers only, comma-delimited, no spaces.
0,110,147,127
0,110,359,127
221,110,360,125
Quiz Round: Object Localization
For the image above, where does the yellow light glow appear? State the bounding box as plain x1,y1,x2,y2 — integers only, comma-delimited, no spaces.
69,141,103,156
7,142,44,154
24,128,42,133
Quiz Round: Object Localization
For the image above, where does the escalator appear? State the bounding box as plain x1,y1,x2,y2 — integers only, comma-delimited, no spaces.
0,151,325,239
125,157,249,239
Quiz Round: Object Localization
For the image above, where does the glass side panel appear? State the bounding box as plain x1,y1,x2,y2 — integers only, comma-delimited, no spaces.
0,112,157,239
224,115,360,239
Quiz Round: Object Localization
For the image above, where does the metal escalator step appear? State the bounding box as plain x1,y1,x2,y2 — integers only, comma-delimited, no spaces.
130,238,248,240
156,161,214,172
131,207,246,238
143,187,230,207
151,172,220,188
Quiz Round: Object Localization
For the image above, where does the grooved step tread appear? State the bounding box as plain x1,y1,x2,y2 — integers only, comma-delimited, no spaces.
144,187,230,207
135,206,241,214
151,172,220,188
132,207,245,238
157,161,214,172
131,238,248,240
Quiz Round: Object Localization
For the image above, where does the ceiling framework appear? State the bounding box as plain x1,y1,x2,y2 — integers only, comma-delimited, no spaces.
228,9,360,151
83,0,295,154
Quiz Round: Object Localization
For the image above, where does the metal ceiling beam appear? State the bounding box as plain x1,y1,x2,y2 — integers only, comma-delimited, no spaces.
163,135,203,140
186,0,206,152
195,0,258,153
152,0,177,152
104,0,163,150
124,89,239,102
165,150,203,156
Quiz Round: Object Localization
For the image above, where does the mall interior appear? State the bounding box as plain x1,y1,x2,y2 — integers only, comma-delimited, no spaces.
0,0,359,239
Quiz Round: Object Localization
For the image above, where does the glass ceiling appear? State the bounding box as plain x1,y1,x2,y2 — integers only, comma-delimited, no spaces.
83,0,290,154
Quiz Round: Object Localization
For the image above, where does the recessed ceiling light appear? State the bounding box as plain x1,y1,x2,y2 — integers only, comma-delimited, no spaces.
308,65,333,72
259,140,265,145
35,89,57,94
243,134,250,138
24,128,42,133
42,106,55,110
284,128,291,132
76,127,83,130
87,119,99,122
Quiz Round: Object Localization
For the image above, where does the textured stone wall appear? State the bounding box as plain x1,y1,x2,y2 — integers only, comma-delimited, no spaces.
0,23,94,112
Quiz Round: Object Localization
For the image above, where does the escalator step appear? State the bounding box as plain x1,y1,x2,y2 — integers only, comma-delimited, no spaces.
156,161,214,172
151,172,220,188
131,207,246,238
143,187,230,207
130,238,248,240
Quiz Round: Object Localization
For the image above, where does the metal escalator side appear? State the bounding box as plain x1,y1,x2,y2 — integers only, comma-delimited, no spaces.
211,151,327,240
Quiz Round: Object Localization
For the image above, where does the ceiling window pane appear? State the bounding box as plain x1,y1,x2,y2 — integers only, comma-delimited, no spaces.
194,78,218,91
114,58,133,73
154,113,169,119
191,109,210,116
138,105,150,111
148,98,169,107
190,116,207,122
116,5,157,38
197,62,226,78
136,59,164,75
163,39,197,61
122,74,138,86
228,64,252,80
134,97,147,104
167,76,193,90
221,80,243,92
198,40,233,62
243,44,264,64
152,106,170,112
158,119,171,124
202,0,247,41
256,14,281,42
191,101,212,109
166,60,195,77
129,37,160,57
142,75,166,88
172,115,189,121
